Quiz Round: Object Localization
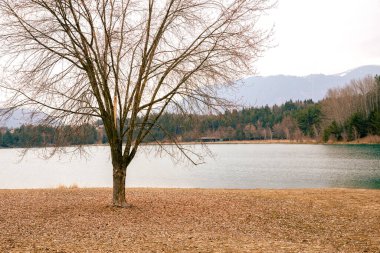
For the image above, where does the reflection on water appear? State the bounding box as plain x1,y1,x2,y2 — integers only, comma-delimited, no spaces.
0,144,379,189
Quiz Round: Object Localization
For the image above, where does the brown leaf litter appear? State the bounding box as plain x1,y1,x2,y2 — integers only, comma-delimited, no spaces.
0,188,379,252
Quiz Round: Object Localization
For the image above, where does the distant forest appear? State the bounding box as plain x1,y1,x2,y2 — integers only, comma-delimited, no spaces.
1,75,379,148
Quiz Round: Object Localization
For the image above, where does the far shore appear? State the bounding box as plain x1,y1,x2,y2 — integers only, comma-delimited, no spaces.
0,135,379,150
145,135,380,145
0,188,379,252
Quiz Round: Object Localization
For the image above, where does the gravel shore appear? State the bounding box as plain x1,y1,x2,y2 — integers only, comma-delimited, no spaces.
0,188,379,252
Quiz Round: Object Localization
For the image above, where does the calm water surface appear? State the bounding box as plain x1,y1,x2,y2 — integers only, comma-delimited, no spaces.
0,144,379,189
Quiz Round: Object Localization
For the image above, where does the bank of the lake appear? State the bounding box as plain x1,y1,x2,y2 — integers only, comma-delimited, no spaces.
184,135,380,144
1,135,379,150
0,188,379,252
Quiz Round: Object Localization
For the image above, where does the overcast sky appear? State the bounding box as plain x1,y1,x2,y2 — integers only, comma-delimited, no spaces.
255,0,380,76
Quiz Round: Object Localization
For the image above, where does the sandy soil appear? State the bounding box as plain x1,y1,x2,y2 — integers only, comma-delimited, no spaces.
0,188,379,252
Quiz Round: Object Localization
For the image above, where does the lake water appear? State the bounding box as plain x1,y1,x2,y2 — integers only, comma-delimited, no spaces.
0,144,379,189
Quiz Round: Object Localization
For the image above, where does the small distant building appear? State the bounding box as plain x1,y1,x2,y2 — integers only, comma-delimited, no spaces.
96,124,104,131
198,137,223,142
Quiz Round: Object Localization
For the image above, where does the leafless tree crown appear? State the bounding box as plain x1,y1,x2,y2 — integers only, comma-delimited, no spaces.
0,0,272,158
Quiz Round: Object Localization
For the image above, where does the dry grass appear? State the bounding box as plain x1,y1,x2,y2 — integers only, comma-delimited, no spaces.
349,135,380,144
56,183,79,190
0,188,379,252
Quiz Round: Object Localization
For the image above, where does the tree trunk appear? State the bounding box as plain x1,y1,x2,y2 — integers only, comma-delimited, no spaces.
112,164,128,207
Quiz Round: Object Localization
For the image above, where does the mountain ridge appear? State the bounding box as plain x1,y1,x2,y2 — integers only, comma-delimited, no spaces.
225,65,380,107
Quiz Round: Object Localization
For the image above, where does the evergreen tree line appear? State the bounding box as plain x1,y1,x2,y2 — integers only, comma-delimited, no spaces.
0,124,99,148
144,99,320,142
1,76,379,147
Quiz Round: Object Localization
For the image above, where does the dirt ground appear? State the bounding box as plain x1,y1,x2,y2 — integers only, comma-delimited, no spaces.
0,188,379,252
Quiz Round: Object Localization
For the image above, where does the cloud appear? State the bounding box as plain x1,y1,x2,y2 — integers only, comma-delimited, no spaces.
256,0,380,76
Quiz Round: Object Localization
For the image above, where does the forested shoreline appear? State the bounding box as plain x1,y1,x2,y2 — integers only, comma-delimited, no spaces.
1,76,379,148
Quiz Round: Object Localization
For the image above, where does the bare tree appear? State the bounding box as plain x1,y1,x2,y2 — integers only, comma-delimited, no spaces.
322,76,378,126
0,0,272,207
